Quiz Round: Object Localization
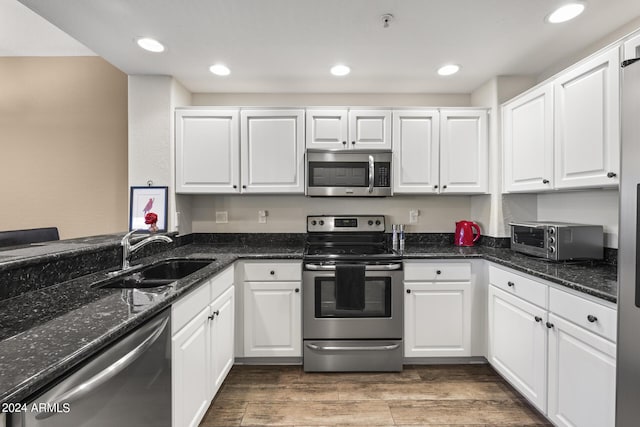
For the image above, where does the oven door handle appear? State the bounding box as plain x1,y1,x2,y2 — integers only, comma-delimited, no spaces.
304,263,402,271
368,155,375,193
306,343,400,352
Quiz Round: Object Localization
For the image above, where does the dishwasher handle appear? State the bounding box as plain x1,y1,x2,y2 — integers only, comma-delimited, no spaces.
34,313,170,420
304,263,402,271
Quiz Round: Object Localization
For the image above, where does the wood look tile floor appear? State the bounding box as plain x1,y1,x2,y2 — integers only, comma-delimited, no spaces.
199,364,552,427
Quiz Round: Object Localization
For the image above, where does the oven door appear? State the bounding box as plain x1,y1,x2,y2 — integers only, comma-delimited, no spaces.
510,223,550,258
302,263,403,340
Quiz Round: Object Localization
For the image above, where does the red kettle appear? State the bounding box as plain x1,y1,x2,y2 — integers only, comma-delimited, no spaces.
455,220,481,247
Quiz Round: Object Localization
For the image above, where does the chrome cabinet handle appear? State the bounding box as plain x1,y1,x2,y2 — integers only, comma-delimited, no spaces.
587,314,598,323
542,179,550,184
607,172,617,178
368,155,375,193
546,322,555,329
35,314,169,420
507,281,515,287
534,316,543,323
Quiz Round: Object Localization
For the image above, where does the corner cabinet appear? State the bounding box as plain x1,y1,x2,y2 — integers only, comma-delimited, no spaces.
487,264,617,426
306,108,392,150
175,109,240,193
172,266,235,427
393,109,488,194
175,108,305,194
554,47,620,189
502,84,554,192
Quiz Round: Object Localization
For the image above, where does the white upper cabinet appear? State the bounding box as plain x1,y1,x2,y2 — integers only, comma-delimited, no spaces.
306,109,392,150
502,84,554,192
305,109,349,149
623,32,640,60
240,109,305,193
393,109,488,194
440,109,489,194
554,47,620,189
348,109,392,149
176,108,304,194
392,110,440,193
176,109,240,193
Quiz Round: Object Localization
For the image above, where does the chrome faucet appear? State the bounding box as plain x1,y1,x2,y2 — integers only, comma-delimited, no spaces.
121,230,173,270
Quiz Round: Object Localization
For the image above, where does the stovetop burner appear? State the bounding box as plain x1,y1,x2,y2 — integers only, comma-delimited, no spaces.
304,214,399,261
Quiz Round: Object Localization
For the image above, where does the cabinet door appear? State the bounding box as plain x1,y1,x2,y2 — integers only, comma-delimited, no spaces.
348,110,392,149
175,109,240,193
240,110,305,193
623,32,640,60
547,314,616,427
503,85,554,192
488,285,547,412
210,286,235,397
306,109,348,149
172,307,210,427
244,281,301,357
404,282,471,357
392,110,440,193
554,47,620,189
439,109,488,193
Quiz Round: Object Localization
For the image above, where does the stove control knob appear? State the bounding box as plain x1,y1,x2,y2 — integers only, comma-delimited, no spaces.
548,246,556,253
311,220,317,226
375,220,381,226
548,237,555,244
319,220,325,226
368,220,374,226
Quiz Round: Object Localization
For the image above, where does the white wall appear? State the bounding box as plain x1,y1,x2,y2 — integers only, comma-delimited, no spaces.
128,75,192,232
191,194,472,233
192,92,470,107
538,190,619,248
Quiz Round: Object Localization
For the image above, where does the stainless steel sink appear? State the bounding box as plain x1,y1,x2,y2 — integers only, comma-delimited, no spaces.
95,258,214,289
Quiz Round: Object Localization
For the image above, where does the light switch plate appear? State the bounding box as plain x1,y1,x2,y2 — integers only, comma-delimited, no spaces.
409,209,420,224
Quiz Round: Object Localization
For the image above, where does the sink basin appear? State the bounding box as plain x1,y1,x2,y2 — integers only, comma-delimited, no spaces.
95,258,214,289
141,258,214,280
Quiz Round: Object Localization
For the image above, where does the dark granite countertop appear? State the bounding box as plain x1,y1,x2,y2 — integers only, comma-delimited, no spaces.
0,240,617,406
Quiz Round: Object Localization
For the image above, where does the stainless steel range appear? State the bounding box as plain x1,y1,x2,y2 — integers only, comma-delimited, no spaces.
302,215,403,372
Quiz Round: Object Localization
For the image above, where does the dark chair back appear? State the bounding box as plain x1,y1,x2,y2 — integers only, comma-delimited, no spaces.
0,227,60,248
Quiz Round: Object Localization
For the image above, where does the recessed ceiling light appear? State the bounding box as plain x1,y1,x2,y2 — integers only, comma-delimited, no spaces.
330,65,351,76
136,37,165,53
209,64,231,76
546,3,585,23
437,64,460,76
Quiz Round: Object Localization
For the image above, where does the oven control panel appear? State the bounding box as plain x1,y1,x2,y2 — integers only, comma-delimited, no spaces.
307,215,386,232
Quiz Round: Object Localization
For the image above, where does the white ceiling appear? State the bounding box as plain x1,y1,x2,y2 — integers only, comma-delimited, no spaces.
9,0,640,93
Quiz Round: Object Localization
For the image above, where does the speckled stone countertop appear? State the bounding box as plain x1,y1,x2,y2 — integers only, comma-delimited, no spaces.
0,243,302,406
402,244,618,303
0,238,617,406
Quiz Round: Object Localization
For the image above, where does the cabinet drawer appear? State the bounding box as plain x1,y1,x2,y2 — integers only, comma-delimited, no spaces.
549,287,617,342
488,265,547,308
243,261,301,281
404,262,471,281
172,281,210,333
210,265,234,301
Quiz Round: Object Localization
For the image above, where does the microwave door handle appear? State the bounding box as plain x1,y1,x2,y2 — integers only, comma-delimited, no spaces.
368,155,374,193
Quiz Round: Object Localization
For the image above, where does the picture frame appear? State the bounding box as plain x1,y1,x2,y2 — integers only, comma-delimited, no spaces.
129,186,168,232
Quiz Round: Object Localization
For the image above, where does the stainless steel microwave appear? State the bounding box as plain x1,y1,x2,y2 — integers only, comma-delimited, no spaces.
509,221,603,261
306,150,392,197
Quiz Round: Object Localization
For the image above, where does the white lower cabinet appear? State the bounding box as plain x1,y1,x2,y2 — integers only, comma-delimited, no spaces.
240,261,302,358
547,314,616,427
487,264,617,426
488,284,547,411
404,261,473,358
172,266,235,427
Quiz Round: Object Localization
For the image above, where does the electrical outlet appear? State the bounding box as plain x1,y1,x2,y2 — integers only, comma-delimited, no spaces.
215,211,228,223
258,210,268,224
409,209,420,224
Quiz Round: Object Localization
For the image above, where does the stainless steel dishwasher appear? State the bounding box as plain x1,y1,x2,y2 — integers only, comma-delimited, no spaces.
11,308,171,427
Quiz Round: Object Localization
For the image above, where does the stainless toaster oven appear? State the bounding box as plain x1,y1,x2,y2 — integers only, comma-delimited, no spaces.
509,221,603,261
